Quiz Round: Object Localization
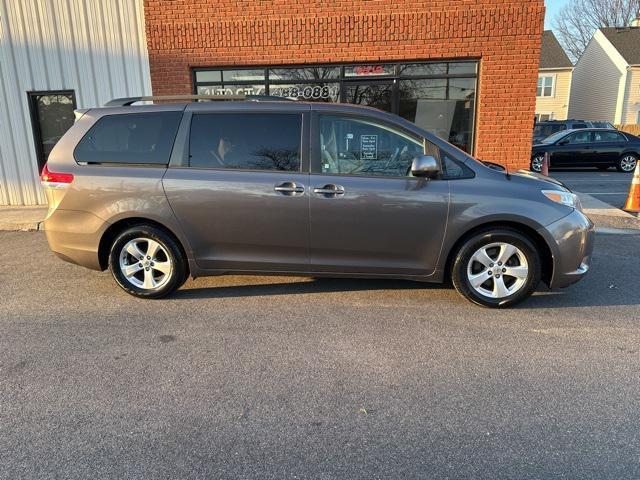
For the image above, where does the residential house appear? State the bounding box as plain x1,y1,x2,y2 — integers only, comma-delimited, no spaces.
536,31,574,121
569,26,640,125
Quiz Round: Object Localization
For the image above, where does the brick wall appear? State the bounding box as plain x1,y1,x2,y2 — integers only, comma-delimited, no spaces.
143,0,545,169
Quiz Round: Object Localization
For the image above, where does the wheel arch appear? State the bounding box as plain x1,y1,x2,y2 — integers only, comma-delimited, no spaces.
443,220,554,287
98,217,190,274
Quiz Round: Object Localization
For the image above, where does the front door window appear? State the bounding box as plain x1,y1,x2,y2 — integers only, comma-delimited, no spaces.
318,115,424,177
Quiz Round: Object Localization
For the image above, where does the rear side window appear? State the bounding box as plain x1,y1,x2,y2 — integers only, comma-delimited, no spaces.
594,131,625,142
75,112,182,165
188,113,302,172
572,123,588,129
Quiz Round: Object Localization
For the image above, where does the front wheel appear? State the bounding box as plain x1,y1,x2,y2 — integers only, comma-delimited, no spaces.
616,154,637,173
451,229,541,308
108,225,187,299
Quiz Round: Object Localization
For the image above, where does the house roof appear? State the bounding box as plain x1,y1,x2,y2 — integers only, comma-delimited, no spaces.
600,27,640,65
540,30,573,69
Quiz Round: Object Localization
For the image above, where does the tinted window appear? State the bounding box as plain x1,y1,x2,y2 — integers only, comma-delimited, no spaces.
75,112,182,165
572,123,588,129
317,115,424,177
567,131,592,144
594,131,625,142
189,113,301,171
534,123,566,138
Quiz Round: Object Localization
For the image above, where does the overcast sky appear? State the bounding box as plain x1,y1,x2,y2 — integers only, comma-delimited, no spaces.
544,0,570,29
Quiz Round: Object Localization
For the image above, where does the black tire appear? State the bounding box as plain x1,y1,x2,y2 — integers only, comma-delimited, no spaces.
451,228,541,308
108,224,187,299
616,154,638,173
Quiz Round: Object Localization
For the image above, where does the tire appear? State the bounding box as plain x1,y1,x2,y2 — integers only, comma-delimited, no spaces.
108,224,187,299
451,228,541,308
616,154,637,173
530,154,545,173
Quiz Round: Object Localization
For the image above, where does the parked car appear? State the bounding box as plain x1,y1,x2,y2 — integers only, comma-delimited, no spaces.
531,128,640,173
532,120,615,144
41,96,594,308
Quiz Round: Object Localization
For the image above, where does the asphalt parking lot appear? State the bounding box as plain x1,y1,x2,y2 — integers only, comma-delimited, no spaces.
1,230,640,479
552,169,634,209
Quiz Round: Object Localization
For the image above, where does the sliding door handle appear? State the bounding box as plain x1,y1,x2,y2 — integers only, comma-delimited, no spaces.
314,184,345,196
274,182,305,195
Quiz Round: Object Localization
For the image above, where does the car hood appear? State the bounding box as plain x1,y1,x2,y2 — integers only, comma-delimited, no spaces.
512,169,569,190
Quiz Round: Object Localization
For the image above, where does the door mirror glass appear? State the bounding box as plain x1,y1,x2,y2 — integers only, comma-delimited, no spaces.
411,155,440,178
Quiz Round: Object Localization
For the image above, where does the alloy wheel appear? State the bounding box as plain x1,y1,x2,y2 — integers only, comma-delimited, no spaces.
619,155,637,172
118,238,173,290
531,155,544,173
466,242,529,299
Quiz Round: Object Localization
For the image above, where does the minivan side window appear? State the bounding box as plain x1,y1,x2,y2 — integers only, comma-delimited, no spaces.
189,113,302,172
317,115,424,177
75,112,182,165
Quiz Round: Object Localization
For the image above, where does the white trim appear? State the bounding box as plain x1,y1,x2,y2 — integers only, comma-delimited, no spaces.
537,74,556,98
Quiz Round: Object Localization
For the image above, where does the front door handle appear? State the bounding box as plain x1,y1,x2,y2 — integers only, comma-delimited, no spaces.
274,182,305,195
314,184,345,196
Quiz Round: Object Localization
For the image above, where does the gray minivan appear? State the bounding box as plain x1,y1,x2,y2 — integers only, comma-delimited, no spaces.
42,96,594,308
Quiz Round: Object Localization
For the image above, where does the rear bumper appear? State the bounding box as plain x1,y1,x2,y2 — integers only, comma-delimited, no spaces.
43,209,108,271
541,209,595,289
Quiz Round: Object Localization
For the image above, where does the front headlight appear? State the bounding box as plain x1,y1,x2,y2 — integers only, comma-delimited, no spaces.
542,190,581,210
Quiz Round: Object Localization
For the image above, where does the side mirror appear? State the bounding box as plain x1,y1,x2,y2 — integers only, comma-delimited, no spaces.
558,139,570,146
411,155,440,178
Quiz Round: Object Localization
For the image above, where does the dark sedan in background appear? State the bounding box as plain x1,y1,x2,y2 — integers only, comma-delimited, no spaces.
531,129,640,173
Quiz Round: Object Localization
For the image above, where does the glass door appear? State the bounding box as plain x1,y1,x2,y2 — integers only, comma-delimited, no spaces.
343,80,395,114
27,91,76,172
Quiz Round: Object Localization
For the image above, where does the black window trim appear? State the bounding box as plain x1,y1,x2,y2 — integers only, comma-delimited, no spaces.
183,111,307,174
27,89,77,173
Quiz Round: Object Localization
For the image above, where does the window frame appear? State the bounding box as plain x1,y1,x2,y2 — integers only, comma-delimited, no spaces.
309,111,448,180
184,111,306,174
27,89,77,172
537,75,556,98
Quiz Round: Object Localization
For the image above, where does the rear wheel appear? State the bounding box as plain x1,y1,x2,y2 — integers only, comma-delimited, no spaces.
616,154,637,173
108,225,187,299
530,155,545,173
451,229,541,308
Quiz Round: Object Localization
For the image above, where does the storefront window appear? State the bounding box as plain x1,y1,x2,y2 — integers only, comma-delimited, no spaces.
269,67,340,81
192,61,478,153
269,84,339,102
399,78,476,152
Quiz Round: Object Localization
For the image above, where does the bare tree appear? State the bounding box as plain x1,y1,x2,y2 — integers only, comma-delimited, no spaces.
552,0,640,61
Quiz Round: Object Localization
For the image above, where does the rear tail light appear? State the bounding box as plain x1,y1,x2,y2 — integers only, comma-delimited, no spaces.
40,164,74,188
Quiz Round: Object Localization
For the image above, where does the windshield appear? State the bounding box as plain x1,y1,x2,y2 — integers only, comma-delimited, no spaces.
540,130,570,144
533,123,565,139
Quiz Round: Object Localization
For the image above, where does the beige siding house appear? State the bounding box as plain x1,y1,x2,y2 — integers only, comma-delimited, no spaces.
536,31,573,121
569,27,640,124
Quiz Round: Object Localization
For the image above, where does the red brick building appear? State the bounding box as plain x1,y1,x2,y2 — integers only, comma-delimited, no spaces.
143,0,545,169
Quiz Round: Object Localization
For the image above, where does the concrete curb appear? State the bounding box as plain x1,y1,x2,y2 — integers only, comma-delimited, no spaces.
576,192,635,219
0,207,47,232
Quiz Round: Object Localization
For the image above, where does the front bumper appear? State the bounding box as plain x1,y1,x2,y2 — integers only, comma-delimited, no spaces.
540,209,595,289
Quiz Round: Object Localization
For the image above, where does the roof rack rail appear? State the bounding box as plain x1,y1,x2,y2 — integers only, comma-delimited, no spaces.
104,94,294,107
